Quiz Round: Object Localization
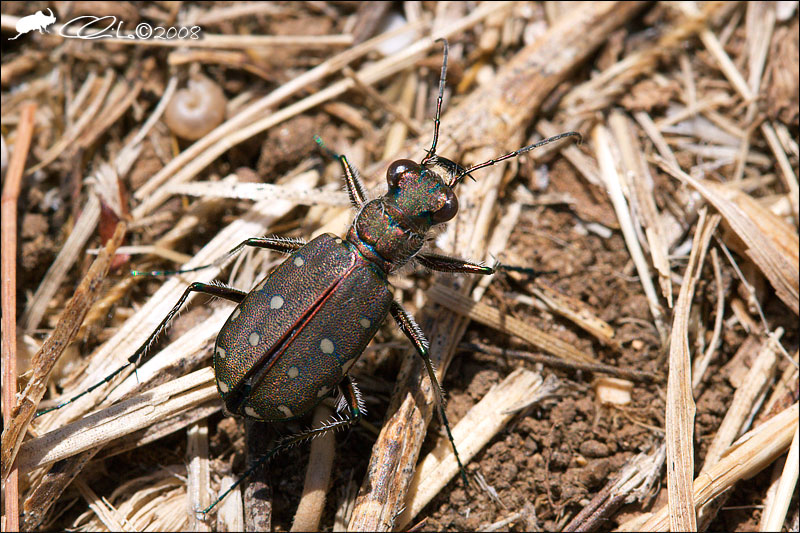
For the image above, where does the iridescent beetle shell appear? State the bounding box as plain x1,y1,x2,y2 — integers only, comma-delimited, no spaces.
214,234,391,421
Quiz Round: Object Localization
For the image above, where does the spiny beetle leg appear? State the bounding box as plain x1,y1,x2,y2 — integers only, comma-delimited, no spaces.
340,154,368,208
388,301,470,488
416,252,494,275
201,376,364,515
131,236,306,277
417,253,554,279
36,282,248,417
35,362,133,417
128,282,247,368
241,236,306,254
315,135,367,208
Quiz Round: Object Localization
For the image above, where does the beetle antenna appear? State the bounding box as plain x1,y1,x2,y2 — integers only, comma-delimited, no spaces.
449,131,582,187
422,38,449,165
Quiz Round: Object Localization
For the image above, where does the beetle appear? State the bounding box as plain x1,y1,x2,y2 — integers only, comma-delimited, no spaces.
41,39,580,514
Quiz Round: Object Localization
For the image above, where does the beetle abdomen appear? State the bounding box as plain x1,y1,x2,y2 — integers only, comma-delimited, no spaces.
214,233,391,421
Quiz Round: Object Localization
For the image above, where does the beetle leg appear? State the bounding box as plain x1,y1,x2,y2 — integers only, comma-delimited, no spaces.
417,253,555,278
338,153,368,209
388,301,470,488
35,282,248,417
201,375,363,515
494,264,557,277
130,282,247,366
336,375,367,416
132,236,307,277
416,252,494,275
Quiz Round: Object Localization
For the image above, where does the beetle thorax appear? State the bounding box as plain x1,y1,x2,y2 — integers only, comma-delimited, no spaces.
347,198,425,273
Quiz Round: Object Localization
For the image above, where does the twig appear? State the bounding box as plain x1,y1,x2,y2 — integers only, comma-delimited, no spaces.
16,367,217,473
564,444,666,532
20,194,101,331
186,421,211,532
74,478,129,532
163,178,350,206
215,476,244,531
636,403,798,531
1,100,36,533
664,208,720,531
463,342,659,383
761,425,799,531
525,280,617,346
696,329,783,528
343,66,424,137
593,124,667,342
1,222,126,479
428,285,597,364
610,111,674,307
244,419,272,531
692,248,725,391
395,368,544,530
761,121,799,223
291,405,336,532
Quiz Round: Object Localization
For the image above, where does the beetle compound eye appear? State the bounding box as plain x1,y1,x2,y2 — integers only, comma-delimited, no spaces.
164,76,226,141
386,159,417,189
431,187,458,223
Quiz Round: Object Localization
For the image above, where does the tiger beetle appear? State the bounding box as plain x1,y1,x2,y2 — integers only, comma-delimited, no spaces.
39,39,580,515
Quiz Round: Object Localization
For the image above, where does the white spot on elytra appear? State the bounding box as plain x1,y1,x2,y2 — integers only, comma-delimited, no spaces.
287,366,299,379
278,405,293,418
320,338,334,354
215,346,226,359
294,256,304,267
231,308,241,320
217,380,229,393
245,407,259,418
335,238,343,244
270,295,284,309
248,331,260,346
359,317,371,329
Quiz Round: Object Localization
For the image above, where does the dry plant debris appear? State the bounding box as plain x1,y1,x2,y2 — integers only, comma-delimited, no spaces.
1,2,797,531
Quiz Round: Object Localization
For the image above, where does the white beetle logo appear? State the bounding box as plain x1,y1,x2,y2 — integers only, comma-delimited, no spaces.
9,8,57,40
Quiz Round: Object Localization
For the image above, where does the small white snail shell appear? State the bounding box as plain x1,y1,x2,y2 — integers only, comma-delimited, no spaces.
164,76,226,140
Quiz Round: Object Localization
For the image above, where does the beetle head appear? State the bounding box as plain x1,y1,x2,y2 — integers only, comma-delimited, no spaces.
385,158,458,226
